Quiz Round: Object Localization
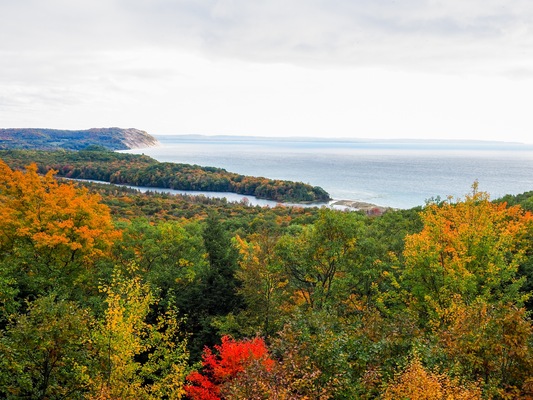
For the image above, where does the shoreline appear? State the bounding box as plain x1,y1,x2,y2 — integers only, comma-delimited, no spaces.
68,178,391,213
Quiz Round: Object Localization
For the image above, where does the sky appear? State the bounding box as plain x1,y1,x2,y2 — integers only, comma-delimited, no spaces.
2,0,533,143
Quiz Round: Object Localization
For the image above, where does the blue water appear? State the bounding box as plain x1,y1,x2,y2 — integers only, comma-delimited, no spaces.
123,136,533,209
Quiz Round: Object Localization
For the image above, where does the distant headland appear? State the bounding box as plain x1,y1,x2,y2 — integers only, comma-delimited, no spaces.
0,127,159,151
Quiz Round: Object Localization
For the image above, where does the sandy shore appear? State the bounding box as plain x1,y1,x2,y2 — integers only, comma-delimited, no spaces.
329,200,392,215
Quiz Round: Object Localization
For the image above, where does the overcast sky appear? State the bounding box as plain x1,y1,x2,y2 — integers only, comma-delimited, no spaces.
2,0,533,143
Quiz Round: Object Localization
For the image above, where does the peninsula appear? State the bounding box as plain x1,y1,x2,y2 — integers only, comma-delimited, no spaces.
0,127,159,150
0,149,331,204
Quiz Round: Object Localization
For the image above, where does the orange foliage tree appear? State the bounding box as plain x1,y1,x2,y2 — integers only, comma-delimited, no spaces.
0,161,120,301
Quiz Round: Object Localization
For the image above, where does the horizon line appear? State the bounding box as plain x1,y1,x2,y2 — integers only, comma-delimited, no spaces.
153,133,532,146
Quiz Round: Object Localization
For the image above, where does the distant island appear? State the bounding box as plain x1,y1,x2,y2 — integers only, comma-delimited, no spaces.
0,127,159,150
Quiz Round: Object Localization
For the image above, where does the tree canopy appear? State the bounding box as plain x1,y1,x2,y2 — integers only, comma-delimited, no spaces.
2,156,533,398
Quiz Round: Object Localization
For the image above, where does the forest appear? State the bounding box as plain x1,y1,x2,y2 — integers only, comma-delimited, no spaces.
1,157,533,399
0,149,331,204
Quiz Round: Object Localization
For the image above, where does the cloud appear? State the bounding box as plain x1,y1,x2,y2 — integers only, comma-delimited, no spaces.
125,1,533,72
2,0,533,72
1,0,532,141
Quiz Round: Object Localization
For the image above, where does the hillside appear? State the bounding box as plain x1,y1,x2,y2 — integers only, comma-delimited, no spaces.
0,127,158,150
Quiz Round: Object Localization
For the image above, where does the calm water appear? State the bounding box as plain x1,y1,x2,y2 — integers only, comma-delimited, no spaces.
123,136,533,209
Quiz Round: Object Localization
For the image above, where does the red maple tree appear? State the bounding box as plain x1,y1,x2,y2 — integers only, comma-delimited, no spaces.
185,336,274,400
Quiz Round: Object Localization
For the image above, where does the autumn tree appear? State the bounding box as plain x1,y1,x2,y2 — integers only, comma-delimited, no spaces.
402,184,533,322
222,325,334,399
0,161,120,308
433,298,533,396
402,184,533,395
382,356,482,400
0,266,190,399
87,265,189,399
185,335,273,400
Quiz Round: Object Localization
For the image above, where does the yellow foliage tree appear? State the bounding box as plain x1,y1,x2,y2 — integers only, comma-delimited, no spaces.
87,266,189,399
402,184,533,395
383,356,482,400
403,183,533,320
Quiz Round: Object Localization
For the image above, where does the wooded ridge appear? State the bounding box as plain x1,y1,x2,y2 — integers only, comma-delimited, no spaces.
0,149,331,203
0,127,158,150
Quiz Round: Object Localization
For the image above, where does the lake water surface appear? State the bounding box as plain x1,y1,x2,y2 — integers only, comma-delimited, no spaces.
122,136,533,209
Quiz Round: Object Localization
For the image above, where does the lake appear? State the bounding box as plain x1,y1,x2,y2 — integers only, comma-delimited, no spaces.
122,136,533,209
